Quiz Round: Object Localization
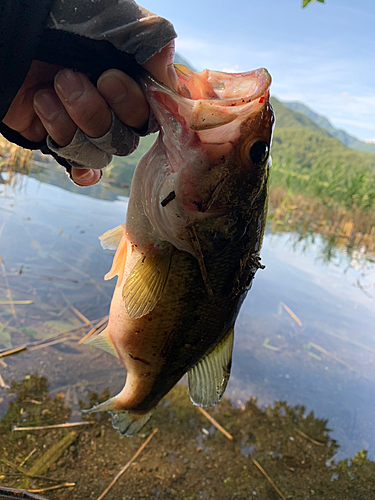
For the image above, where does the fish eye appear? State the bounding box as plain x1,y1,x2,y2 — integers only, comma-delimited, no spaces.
248,140,269,165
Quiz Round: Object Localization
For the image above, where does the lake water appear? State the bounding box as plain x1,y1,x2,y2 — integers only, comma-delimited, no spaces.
0,162,374,466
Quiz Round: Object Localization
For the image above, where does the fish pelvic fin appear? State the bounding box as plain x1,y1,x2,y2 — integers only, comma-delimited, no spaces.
82,327,119,358
188,325,234,407
83,397,152,437
99,224,125,250
99,225,127,281
122,246,172,319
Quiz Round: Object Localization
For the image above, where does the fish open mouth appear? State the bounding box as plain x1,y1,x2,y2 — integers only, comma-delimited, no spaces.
175,66,272,107
145,65,272,132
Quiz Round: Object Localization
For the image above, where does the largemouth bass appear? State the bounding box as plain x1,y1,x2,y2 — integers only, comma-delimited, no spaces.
83,65,275,436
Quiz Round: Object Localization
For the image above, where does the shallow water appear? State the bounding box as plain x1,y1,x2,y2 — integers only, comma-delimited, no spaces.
0,163,374,465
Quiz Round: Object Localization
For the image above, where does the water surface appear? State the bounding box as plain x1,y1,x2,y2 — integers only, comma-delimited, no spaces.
0,163,374,463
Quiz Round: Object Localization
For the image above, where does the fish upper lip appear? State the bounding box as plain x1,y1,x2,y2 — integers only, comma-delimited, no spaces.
214,68,272,107
145,68,272,108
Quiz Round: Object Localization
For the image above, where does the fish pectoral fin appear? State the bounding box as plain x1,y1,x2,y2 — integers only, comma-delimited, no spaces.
122,247,172,319
82,328,119,358
104,231,128,281
188,326,234,407
83,398,152,437
99,224,126,250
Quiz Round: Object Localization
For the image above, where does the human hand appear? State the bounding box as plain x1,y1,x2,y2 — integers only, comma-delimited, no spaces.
2,41,177,186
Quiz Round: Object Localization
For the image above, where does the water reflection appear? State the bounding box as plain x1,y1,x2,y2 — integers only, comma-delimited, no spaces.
1,374,375,499
0,164,374,472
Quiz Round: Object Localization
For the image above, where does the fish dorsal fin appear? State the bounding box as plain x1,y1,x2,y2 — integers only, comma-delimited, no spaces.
99,224,126,250
188,326,234,407
122,247,172,319
83,328,119,358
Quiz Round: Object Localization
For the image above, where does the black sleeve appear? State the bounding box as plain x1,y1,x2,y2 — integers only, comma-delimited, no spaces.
0,0,55,122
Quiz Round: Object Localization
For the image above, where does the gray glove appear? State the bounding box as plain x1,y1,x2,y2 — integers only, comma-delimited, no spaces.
46,0,176,181
47,110,140,171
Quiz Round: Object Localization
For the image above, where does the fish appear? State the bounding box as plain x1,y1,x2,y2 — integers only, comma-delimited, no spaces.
83,64,275,436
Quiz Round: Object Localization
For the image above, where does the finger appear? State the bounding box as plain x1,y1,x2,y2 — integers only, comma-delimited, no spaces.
54,70,112,138
143,40,178,91
71,167,102,186
18,115,48,143
4,90,48,143
3,61,64,143
97,70,149,131
34,89,77,146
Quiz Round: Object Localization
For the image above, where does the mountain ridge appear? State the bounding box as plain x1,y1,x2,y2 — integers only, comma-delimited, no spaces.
270,96,375,171
280,99,375,154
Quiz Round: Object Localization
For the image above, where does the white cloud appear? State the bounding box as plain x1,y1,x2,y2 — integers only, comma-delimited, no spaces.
175,36,375,141
220,65,240,73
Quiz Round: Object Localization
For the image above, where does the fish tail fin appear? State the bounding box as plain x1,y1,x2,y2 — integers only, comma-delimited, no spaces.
110,411,153,437
82,396,152,437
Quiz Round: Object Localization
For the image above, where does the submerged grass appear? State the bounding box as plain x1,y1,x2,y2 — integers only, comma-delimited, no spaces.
0,138,33,180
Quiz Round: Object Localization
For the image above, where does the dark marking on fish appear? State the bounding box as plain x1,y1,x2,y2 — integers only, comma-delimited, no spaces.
192,200,203,212
161,330,176,358
226,359,232,373
128,353,151,366
161,191,176,207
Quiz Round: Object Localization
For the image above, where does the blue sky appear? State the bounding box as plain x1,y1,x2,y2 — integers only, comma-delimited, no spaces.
142,0,375,141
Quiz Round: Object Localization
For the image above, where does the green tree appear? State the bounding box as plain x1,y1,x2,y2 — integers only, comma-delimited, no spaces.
302,0,325,7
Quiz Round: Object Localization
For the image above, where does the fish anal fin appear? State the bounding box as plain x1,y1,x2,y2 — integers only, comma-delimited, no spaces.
99,224,125,250
188,326,234,407
104,232,128,281
83,395,118,413
83,328,119,358
122,247,172,319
